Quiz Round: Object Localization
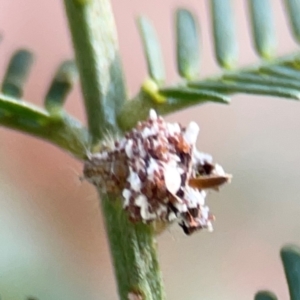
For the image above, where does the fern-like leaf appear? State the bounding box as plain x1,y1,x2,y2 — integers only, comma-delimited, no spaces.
137,16,166,84
44,60,78,113
175,9,201,79
210,0,238,68
0,49,89,158
117,0,300,130
254,245,300,300
1,49,34,98
280,245,300,300
255,291,278,300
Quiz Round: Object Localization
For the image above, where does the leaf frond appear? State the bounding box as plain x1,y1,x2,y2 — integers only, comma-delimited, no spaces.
137,16,165,84
1,49,34,98
0,49,90,159
119,0,300,130
254,291,278,300
175,8,200,79
254,244,300,300
280,245,300,300
44,60,78,113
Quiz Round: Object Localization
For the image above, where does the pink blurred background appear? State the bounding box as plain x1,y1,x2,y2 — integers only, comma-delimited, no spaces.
0,0,300,299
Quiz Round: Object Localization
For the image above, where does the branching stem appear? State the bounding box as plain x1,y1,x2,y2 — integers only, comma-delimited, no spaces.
63,1,165,299
0,93,89,159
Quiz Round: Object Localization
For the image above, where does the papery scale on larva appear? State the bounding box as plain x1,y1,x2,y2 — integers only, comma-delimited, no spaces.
83,109,231,235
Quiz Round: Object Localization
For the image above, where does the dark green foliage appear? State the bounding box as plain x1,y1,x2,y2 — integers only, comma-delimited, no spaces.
261,65,300,79
189,77,300,100
254,245,300,300
0,50,89,158
175,9,200,79
1,50,34,98
0,94,89,158
281,245,300,300
284,0,300,42
254,291,278,300
135,0,300,111
248,0,276,58
159,86,230,104
210,0,238,68
137,17,165,84
45,60,78,112
3,0,300,150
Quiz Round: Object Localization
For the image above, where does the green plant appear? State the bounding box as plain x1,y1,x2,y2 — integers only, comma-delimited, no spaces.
2,0,300,299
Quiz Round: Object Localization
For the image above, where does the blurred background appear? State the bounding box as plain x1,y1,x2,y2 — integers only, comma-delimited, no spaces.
0,0,300,299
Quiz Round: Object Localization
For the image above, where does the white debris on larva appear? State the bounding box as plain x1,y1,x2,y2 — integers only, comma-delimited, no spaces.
83,109,230,235
149,108,158,120
163,164,181,195
183,121,199,145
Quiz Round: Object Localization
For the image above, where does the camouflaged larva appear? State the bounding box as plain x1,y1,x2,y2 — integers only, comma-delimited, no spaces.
83,109,231,235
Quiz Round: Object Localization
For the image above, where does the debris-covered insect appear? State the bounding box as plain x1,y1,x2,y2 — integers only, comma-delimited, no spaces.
84,109,231,235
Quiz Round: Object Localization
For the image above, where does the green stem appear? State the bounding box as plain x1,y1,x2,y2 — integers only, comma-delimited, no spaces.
117,84,218,131
0,94,89,159
63,0,127,142
63,0,165,299
101,192,165,300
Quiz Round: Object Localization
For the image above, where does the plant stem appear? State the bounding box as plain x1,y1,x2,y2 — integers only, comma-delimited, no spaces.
63,0,127,142
0,94,89,159
63,0,165,299
117,87,208,131
101,192,165,300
